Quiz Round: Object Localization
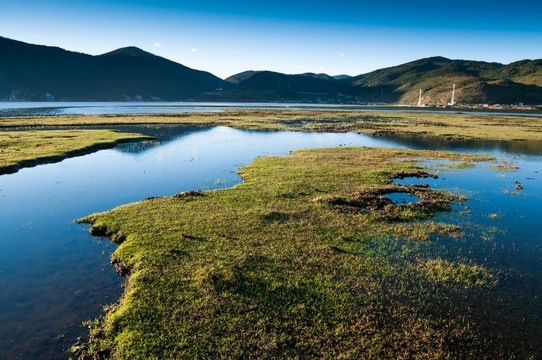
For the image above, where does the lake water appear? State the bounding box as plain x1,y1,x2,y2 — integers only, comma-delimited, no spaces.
1,101,541,117
1,125,541,358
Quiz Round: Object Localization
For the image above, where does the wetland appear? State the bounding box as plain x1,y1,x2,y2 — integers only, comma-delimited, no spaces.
0,107,541,359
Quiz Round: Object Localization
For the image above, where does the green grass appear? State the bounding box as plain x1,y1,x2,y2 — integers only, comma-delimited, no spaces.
415,258,496,287
0,130,153,174
72,146,530,359
2,109,542,141
438,161,476,170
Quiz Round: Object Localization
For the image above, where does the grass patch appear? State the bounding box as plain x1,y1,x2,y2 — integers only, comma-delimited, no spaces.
438,161,476,170
490,162,520,172
71,146,532,359
0,130,153,175
415,258,497,287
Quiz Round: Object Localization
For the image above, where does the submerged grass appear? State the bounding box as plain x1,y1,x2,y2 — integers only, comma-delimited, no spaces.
438,161,476,170
0,130,152,175
73,146,533,359
415,258,496,287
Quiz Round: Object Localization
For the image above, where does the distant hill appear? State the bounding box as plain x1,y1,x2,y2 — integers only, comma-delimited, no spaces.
343,56,542,105
224,70,263,84
225,71,336,85
332,74,352,80
215,57,542,105
0,36,227,101
206,71,343,101
299,73,336,81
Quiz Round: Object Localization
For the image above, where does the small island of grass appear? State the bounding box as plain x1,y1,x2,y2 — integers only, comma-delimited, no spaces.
0,130,153,175
73,146,519,359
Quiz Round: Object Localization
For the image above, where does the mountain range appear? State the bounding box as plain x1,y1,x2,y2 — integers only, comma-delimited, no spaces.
0,36,226,101
2,36,542,104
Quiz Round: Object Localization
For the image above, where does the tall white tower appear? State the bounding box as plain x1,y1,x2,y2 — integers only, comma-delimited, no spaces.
450,84,456,106
417,89,423,106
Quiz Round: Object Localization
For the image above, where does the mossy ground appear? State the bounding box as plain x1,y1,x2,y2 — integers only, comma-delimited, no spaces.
73,146,532,359
0,130,152,174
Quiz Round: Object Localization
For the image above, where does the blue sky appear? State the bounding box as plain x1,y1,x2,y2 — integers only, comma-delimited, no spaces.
1,0,542,79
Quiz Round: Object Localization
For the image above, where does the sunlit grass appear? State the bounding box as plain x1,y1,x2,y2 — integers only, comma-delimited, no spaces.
72,147,517,359
416,258,496,287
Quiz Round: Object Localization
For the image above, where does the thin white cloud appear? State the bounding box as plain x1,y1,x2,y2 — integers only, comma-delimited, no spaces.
190,48,198,52
153,43,161,48
318,65,327,72
340,53,345,58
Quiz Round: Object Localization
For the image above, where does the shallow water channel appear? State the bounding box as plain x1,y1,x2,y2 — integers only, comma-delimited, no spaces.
1,125,541,359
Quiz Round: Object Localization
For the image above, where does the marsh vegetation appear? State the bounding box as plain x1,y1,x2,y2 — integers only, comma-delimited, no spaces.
1,110,541,359
77,147,539,359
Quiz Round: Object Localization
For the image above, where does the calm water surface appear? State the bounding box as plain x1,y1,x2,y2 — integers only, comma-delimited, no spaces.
1,125,541,358
1,101,541,117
